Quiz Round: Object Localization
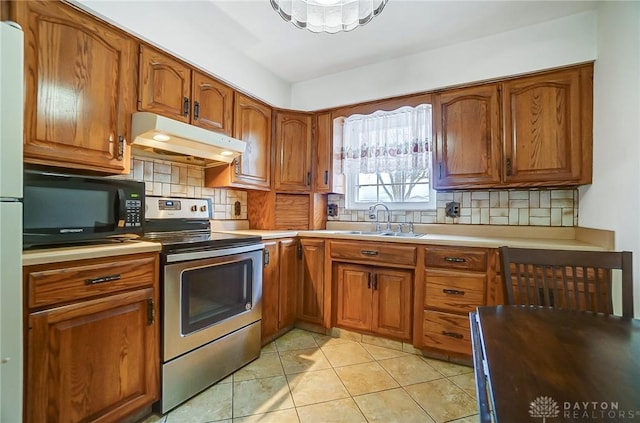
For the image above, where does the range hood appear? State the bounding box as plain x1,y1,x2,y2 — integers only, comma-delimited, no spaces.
131,112,245,167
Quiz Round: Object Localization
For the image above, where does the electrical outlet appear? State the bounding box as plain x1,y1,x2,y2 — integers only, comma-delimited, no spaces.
327,204,338,217
445,201,461,218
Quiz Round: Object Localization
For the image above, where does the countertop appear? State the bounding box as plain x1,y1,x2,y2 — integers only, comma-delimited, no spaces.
22,240,162,266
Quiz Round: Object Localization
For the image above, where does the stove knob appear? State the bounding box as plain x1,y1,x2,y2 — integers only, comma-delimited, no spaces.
200,205,207,212
190,205,197,212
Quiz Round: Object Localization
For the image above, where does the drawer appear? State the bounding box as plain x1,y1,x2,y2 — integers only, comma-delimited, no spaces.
330,240,416,266
422,310,471,356
26,254,157,309
424,269,486,312
425,247,487,272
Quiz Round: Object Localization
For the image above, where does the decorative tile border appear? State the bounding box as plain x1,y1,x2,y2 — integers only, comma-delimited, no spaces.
328,189,578,227
120,156,247,220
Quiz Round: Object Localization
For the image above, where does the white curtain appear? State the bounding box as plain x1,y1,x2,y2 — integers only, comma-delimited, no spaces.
343,104,431,176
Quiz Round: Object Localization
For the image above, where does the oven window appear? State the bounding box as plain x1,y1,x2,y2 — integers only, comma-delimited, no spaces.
181,259,252,335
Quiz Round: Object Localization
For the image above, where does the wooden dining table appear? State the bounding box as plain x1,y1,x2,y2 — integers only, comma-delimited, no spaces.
470,305,640,422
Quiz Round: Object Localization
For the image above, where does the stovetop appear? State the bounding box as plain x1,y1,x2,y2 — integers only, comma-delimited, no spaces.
142,196,260,254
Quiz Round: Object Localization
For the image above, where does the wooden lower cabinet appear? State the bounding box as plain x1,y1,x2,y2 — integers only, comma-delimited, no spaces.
298,239,326,325
261,238,299,343
418,246,490,358
334,262,412,341
23,253,159,423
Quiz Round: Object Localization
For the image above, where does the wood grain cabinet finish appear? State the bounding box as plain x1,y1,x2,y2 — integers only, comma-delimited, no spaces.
274,111,313,191
15,0,136,174
23,253,159,423
433,64,593,189
502,66,592,185
138,45,233,135
433,84,502,189
206,93,272,190
261,238,299,343
299,239,325,325
314,112,345,194
419,246,489,357
334,262,413,341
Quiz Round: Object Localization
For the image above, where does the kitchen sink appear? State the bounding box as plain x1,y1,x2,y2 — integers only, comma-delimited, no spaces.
331,230,424,238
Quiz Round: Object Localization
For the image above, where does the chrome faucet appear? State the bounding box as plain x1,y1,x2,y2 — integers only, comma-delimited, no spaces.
368,202,392,232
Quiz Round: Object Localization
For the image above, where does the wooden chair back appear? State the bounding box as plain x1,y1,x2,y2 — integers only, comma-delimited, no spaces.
499,246,634,317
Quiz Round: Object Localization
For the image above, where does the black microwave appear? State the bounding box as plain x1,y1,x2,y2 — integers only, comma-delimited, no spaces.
23,170,145,248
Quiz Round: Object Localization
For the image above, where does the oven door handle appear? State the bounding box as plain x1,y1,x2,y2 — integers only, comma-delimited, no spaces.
164,243,265,263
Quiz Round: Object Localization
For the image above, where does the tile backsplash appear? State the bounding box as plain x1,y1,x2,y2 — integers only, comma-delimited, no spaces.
122,156,247,220
328,189,578,227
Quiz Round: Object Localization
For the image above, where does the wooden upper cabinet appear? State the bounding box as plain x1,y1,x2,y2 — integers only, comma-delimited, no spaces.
433,84,502,189
205,93,272,190
15,1,135,174
274,111,313,191
138,45,191,123
138,45,233,135
502,66,592,185
314,112,345,194
192,70,233,135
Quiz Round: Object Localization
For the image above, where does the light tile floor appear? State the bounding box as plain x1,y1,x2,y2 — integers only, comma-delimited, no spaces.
139,329,480,423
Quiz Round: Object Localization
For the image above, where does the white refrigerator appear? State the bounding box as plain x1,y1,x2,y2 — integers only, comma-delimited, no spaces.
0,20,24,423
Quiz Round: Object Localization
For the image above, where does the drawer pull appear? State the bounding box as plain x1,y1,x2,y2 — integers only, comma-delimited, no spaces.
444,256,466,263
361,250,379,256
84,274,121,285
443,289,465,296
442,331,464,339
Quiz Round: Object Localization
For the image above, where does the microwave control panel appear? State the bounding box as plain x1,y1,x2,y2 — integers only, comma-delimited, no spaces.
124,199,143,227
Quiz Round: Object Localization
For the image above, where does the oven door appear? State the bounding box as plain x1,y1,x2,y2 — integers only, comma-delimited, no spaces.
162,244,263,361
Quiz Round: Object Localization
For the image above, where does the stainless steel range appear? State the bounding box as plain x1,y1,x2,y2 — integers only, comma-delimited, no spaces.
144,196,263,413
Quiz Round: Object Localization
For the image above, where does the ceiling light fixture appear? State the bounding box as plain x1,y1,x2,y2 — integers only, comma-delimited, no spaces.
270,0,388,34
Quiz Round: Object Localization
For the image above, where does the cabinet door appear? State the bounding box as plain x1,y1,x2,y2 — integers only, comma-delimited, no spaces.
191,70,233,135
16,1,135,174
26,288,158,423
433,84,502,189
274,111,313,191
233,93,272,189
138,44,191,122
278,238,299,329
334,263,372,332
373,268,413,340
314,112,332,192
299,239,325,325
261,241,280,343
502,68,586,185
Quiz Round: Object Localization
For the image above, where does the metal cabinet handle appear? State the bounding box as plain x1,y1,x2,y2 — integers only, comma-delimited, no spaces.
506,157,512,176
84,274,121,285
373,274,378,290
367,273,371,289
361,250,379,256
194,101,200,120
183,97,190,117
442,331,464,339
324,170,329,185
444,256,466,263
443,289,465,295
117,136,125,160
306,172,311,186
147,298,155,325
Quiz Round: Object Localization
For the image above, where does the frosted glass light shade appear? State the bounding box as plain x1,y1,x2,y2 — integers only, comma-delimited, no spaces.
270,0,388,34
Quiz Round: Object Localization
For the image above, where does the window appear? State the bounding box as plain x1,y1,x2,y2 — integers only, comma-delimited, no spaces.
343,104,434,210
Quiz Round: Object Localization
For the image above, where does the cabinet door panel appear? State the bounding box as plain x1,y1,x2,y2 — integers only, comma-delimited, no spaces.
299,239,325,324
274,112,313,191
234,93,272,188
192,71,233,135
278,239,299,328
434,84,501,189
261,241,280,343
27,288,158,423
334,264,371,331
424,269,486,313
373,268,412,340
138,45,191,122
503,69,582,183
17,1,135,173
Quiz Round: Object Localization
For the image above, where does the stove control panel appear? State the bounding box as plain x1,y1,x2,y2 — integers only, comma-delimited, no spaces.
146,197,212,220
